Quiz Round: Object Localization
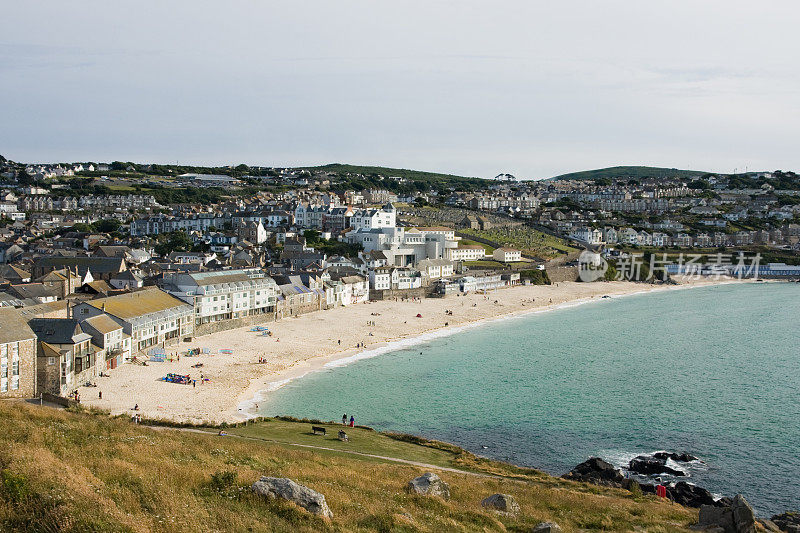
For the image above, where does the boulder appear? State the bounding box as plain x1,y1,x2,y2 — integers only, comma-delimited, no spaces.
756,519,783,533
562,457,624,486
407,472,450,500
629,455,687,477
481,493,520,514
251,477,333,518
771,512,800,533
531,522,562,533
696,494,755,533
654,451,698,462
669,481,717,508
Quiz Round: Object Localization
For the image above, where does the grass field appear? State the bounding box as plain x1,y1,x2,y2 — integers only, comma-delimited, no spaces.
0,402,697,532
460,227,579,259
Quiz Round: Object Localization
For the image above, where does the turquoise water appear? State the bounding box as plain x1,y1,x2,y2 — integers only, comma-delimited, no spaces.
261,283,800,515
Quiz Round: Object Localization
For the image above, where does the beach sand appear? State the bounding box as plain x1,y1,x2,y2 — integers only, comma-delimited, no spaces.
78,278,732,423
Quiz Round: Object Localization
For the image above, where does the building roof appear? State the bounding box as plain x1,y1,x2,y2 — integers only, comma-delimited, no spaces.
0,308,37,343
81,314,122,335
35,256,125,274
0,264,30,281
82,288,190,321
29,318,91,345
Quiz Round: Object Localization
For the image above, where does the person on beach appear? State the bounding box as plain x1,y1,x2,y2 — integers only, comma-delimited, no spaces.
98,391,102,400
349,415,355,427
338,339,341,345
342,413,347,425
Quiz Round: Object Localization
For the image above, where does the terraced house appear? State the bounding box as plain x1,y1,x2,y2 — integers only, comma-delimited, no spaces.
159,269,278,325
0,309,37,398
30,318,98,396
72,288,194,354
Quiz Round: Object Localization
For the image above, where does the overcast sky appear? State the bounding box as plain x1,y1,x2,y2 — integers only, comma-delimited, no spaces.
2,1,798,178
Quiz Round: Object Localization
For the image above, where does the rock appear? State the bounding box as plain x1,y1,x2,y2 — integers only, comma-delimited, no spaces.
696,494,755,533
251,477,333,518
562,457,624,486
531,522,562,533
730,494,755,533
481,493,520,514
771,511,800,533
629,455,687,477
407,472,450,500
669,481,718,508
757,519,783,532
654,451,698,462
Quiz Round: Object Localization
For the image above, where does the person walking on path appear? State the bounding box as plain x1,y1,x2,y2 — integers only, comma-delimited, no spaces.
349,415,355,427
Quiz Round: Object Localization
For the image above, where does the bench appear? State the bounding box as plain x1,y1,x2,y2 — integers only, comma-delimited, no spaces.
311,426,326,436
338,430,349,442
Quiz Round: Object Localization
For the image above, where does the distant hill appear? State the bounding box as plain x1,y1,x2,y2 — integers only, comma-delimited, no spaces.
302,163,490,191
548,166,708,182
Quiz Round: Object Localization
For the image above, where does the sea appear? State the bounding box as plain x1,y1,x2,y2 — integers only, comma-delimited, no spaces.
258,282,800,516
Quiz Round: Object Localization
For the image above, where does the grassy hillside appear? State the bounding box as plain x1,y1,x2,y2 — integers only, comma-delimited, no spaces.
0,402,697,532
549,166,707,182
303,163,490,192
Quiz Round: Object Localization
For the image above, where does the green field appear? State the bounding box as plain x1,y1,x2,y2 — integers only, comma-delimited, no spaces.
548,166,707,182
460,227,579,259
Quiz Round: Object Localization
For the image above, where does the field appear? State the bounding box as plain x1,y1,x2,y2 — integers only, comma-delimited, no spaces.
0,402,698,532
459,227,579,259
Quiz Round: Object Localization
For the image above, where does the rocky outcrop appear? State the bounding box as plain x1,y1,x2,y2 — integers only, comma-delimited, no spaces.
562,457,624,486
696,494,755,533
771,512,800,533
531,521,562,533
654,451,698,462
629,455,686,477
407,472,450,500
481,493,520,514
251,477,333,518
669,481,718,508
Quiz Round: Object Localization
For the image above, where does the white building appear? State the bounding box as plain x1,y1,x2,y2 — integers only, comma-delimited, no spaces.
160,269,278,325
492,248,522,262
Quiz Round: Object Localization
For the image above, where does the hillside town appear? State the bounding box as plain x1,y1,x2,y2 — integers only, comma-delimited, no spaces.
1,155,799,403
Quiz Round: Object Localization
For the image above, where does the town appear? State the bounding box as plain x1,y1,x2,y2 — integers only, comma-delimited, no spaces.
0,155,799,403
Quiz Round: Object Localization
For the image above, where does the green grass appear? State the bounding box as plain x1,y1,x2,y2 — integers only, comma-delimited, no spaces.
0,402,698,532
548,166,707,182
460,228,579,259
458,238,495,254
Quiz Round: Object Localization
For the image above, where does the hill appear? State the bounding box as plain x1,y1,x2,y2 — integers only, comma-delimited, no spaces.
548,166,708,182
0,402,697,532
302,163,490,192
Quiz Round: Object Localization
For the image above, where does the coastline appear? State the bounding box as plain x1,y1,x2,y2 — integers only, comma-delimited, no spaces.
77,277,743,424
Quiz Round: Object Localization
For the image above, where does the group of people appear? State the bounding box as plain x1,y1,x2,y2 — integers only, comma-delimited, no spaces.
341,413,355,427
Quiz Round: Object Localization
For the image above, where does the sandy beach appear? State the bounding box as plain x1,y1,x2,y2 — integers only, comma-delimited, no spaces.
77,278,734,423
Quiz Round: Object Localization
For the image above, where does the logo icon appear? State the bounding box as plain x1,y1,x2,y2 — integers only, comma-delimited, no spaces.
578,250,608,282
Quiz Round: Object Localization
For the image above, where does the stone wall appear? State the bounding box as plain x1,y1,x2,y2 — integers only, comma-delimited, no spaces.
546,266,580,283
369,287,432,301
1,338,37,398
194,312,277,337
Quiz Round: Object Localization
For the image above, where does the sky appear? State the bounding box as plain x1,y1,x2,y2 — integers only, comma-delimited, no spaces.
2,1,799,179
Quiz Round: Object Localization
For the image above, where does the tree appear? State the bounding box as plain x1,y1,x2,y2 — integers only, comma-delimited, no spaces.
93,219,121,233
154,231,193,256
16,170,35,186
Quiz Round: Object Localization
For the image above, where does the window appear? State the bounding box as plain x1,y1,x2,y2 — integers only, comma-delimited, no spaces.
12,361,18,376
80,307,88,315
1,379,6,393
48,357,55,366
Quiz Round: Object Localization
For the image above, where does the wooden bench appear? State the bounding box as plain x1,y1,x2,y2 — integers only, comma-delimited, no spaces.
311,426,326,436
338,430,349,442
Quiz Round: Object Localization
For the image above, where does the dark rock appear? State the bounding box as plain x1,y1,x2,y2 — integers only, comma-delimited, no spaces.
668,481,717,508
629,455,687,477
654,451,698,462
251,477,333,518
771,511,800,533
757,519,783,532
481,493,520,514
407,472,450,500
562,457,624,486
696,494,755,533
531,522,562,533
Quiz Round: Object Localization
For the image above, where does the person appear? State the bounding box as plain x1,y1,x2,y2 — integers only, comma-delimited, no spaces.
342,413,347,425
349,415,355,427
98,390,102,400
193,379,196,388
338,339,341,345
134,403,139,411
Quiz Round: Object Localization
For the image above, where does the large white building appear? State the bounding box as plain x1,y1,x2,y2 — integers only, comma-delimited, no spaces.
159,269,279,325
